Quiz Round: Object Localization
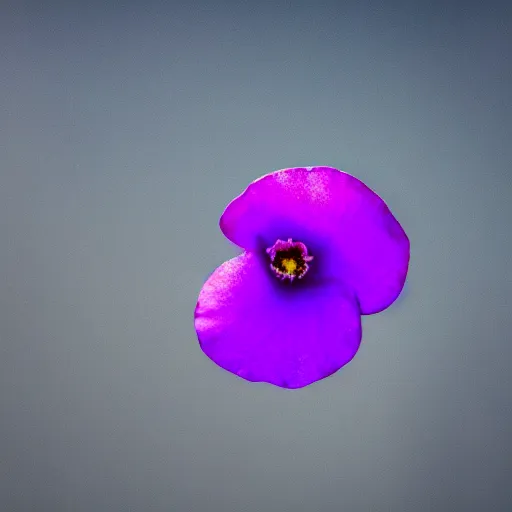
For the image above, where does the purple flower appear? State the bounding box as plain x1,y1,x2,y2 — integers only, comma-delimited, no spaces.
194,166,410,389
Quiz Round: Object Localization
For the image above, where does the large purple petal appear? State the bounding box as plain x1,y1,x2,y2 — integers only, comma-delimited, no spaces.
220,166,409,314
194,251,361,389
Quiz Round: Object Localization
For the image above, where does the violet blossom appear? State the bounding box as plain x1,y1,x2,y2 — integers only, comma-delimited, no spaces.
194,166,410,389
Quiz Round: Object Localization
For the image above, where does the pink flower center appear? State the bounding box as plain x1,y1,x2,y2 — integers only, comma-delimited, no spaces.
266,238,314,282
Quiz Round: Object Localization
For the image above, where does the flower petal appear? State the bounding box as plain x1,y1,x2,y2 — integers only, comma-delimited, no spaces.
194,251,362,389
220,166,409,314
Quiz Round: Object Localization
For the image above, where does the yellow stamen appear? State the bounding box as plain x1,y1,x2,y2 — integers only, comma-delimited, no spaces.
281,258,298,274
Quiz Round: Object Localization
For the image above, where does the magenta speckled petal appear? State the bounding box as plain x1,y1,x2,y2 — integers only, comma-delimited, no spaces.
220,166,409,314
194,251,361,389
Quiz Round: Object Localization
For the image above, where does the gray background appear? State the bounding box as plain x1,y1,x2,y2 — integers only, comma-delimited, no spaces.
1,0,511,510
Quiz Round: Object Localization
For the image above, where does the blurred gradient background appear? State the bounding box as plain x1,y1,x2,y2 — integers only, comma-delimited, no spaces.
1,0,511,510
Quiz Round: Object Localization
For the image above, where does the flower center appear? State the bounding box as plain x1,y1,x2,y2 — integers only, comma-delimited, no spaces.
266,238,313,282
